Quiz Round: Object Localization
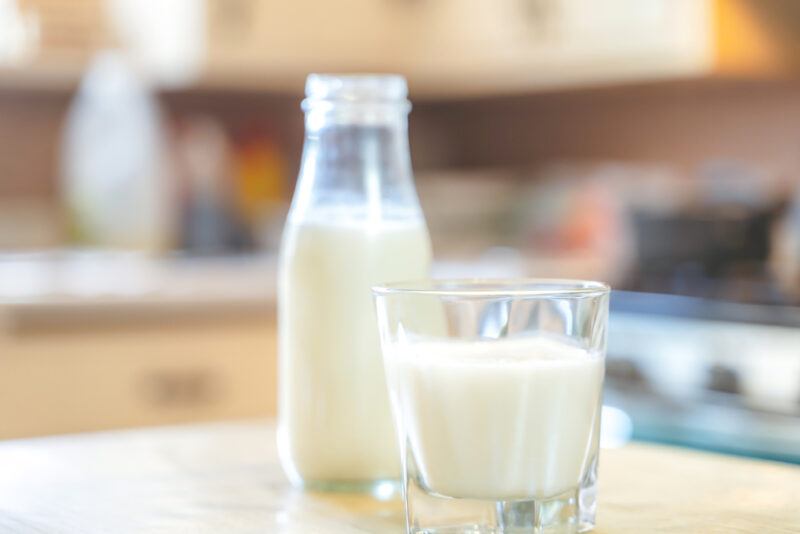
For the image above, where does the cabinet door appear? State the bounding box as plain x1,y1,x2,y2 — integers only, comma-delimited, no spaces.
390,0,712,94
0,319,277,439
204,0,713,95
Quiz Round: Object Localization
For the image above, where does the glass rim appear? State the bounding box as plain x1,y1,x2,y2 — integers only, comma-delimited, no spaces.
371,278,611,298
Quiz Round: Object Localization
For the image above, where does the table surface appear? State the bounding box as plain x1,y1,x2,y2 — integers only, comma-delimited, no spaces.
1,420,798,534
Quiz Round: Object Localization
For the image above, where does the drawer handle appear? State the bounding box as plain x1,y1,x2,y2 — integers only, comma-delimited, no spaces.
141,369,221,407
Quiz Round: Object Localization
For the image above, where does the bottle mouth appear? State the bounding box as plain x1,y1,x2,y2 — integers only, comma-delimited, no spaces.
302,74,410,111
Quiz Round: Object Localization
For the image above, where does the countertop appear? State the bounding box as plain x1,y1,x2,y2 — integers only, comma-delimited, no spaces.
1,420,798,533
0,252,275,333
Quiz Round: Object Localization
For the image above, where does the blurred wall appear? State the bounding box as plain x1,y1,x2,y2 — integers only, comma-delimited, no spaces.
3,77,800,247
0,89,68,199
435,78,800,173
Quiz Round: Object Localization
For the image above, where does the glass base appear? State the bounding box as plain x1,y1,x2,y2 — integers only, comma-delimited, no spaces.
299,478,401,500
405,460,597,534
406,489,593,533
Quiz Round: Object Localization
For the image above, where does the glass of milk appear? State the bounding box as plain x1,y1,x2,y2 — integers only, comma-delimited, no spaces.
278,74,432,494
373,279,609,533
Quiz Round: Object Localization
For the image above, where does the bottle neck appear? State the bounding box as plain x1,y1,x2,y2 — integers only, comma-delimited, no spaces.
292,105,420,223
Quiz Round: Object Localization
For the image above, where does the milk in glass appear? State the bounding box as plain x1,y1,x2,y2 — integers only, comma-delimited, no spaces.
385,335,604,500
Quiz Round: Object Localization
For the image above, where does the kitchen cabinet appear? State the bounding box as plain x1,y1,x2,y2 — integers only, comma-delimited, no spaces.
7,1,800,96
0,0,713,96
205,0,713,97
0,254,277,439
0,316,277,439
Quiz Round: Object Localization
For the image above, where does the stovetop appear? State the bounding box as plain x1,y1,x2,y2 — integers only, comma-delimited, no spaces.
607,291,800,463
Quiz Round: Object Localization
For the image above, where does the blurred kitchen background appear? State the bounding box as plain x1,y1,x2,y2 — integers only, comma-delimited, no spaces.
2,0,800,462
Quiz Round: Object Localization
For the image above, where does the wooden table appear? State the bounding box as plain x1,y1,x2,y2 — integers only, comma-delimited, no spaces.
0,420,798,533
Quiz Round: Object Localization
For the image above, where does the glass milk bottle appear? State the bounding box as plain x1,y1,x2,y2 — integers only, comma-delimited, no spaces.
278,74,432,492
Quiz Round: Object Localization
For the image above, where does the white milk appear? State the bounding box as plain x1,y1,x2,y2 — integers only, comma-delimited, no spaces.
278,214,431,483
386,335,604,500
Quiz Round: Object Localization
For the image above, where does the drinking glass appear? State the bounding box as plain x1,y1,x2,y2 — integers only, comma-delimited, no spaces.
373,279,610,533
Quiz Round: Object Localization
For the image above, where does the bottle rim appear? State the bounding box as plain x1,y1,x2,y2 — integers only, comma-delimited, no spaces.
303,74,410,111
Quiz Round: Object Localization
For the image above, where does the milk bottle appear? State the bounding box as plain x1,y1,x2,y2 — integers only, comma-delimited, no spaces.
278,75,432,491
